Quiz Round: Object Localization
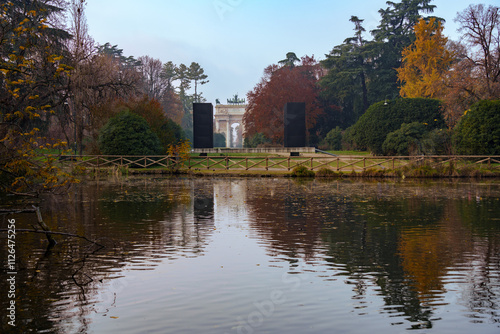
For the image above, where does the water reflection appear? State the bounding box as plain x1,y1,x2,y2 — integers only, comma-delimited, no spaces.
0,178,499,333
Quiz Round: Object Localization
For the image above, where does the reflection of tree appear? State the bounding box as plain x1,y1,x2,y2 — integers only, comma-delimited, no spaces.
456,198,500,325
245,180,335,261
246,179,500,329
0,177,214,333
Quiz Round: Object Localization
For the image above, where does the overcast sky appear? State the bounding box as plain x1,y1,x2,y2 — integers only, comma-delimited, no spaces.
85,0,498,105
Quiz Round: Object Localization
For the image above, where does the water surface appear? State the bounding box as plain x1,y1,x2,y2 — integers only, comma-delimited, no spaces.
1,177,499,333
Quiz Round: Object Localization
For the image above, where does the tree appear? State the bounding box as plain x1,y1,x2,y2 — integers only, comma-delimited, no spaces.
456,5,500,98
382,122,428,155
122,96,185,151
98,42,141,67
370,0,441,99
397,17,454,98
278,52,300,68
320,16,371,127
0,0,76,195
138,55,165,101
444,5,500,124
320,1,442,129
188,62,208,103
454,100,500,155
324,127,343,150
214,133,226,147
243,55,324,144
98,111,162,155
349,98,445,154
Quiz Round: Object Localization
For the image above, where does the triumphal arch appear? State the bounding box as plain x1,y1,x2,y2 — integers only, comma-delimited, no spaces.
214,94,247,148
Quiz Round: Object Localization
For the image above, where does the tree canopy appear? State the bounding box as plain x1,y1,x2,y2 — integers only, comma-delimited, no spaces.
98,111,162,156
349,98,445,154
397,17,454,98
243,55,324,144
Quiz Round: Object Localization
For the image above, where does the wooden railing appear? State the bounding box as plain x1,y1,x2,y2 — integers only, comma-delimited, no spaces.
60,155,500,172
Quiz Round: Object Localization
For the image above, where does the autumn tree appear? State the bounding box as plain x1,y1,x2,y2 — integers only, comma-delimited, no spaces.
444,4,500,124
397,17,454,98
243,55,324,144
138,55,165,101
0,0,75,195
456,4,500,98
59,1,142,154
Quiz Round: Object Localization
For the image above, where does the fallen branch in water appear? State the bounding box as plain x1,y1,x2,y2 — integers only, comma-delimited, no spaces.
0,228,105,248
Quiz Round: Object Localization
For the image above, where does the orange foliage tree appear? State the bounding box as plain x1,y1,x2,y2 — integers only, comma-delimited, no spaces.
243,56,325,144
397,18,454,99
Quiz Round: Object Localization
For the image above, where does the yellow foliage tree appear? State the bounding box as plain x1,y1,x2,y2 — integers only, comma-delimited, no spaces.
0,1,78,195
397,18,454,98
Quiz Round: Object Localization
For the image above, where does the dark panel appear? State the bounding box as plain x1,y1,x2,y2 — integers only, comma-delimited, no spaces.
193,103,214,149
284,102,306,147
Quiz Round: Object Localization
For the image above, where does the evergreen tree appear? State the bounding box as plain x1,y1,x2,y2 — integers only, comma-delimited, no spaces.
188,62,209,103
370,0,441,99
321,16,371,127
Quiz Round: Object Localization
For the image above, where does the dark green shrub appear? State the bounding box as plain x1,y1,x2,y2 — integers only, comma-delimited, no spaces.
421,128,452,155
454,100,500,155
244,132,270,148
324,126,342,150
98,111,162,155
214,133,226,147
382,122,428,156
350,98,445,154
160,118,186,148
291,165,315,177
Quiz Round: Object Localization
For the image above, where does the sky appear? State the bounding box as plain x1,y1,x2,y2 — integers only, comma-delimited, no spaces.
85,0,498,105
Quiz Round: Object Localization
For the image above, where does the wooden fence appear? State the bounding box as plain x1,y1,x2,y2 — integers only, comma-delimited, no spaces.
61,155,500,172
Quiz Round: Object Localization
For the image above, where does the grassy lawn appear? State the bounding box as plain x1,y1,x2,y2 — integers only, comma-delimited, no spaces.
327,150,370,156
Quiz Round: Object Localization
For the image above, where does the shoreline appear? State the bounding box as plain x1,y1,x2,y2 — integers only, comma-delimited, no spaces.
96,167,500,179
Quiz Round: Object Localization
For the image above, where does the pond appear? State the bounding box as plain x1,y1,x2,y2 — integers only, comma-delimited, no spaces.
1,177,500,333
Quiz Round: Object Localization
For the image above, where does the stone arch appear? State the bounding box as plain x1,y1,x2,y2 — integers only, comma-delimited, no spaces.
214,104,246,148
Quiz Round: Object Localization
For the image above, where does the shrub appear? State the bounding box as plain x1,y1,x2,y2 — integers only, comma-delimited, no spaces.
291,165,315,177
214,133,226,147
126,97,186,151
454,100,500,155
98,111,162,155
421,128,452,155
382,122,428,156
324,126,342,150
315,167,339,177
244,132,270,148
350,98,445,154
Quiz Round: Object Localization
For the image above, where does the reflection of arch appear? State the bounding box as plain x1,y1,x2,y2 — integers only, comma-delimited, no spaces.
214,104,246,148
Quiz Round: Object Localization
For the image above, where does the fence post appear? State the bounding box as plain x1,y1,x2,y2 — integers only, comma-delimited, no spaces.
337,157,340,171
